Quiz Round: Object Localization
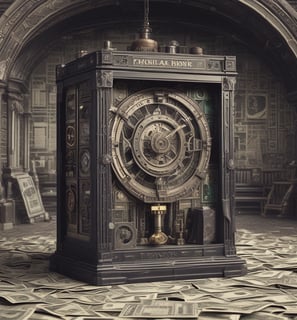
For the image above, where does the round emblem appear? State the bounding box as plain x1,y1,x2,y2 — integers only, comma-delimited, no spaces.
80,150,90,174
66,188,76,212
66,126,76,147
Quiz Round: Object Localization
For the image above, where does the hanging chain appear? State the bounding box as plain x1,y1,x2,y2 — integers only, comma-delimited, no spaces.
144,0,149,27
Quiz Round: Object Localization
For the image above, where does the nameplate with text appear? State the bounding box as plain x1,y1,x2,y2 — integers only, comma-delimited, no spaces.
113,54,211,70
132,57,203,69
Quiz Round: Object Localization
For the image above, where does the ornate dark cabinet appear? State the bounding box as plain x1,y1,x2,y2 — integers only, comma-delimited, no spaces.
50,47,246,285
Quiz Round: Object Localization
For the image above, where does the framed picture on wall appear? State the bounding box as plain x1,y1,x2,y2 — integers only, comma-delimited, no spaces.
246,94,267,120
33,123,47,149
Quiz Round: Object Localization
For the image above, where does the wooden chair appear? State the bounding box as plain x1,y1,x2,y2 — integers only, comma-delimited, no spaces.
263,162,297,217
235,168,267,215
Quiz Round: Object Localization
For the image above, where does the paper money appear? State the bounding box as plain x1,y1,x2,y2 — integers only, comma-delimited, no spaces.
199,301,275,314
0,290,44,304
37,302,98,317
1,221,297,319
71,317,126,320
27,312,66,320
120,301,200,318
0,307,35,320
240,311,290,319
199,314,241,320
119,282,191,293
96,302,127,312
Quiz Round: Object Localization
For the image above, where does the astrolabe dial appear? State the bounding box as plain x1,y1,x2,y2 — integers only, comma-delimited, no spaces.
111,88,211,203
132,113,186,176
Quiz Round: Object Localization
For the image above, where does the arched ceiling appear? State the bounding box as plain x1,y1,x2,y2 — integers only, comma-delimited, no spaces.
0,0,296,92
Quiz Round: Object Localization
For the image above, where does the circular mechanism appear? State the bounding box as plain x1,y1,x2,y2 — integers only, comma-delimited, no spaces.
132,114,186,176
114,223,137,249
111,88,211,203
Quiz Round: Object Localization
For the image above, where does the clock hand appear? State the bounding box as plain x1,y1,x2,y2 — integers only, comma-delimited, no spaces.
165,124,186,138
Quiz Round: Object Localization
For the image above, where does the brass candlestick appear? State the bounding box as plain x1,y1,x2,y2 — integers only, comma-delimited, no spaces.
149,204,168,245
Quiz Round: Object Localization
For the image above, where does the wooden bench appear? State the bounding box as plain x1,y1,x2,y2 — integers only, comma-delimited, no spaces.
263,180,297,217
235,184,267,215
38,174,57,214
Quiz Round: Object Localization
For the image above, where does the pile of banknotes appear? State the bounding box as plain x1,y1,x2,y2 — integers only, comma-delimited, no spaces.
1,220,297,319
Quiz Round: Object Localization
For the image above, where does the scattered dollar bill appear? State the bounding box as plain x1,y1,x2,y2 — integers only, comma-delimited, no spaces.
240,311,290,319
199,314,241,320
1,221,297,319
0,308,35,320
119,282,191,293
37,302,98,317
119,301,200,318
96,302,127,312
0,290,45,304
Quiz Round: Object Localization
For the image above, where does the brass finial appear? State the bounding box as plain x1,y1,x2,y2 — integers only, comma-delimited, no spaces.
130,0,158,52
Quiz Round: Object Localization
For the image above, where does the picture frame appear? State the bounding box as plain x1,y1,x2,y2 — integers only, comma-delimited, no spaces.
33,123,47,149
15,174,47,219
246,94,267,120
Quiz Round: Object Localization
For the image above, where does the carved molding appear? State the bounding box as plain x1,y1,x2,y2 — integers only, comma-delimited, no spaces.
239,0,297,51
10,100,23,113
258,0,297,36
97,71,113,88
223,77,236,91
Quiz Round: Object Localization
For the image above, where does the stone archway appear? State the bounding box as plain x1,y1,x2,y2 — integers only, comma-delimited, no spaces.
0,0,296,82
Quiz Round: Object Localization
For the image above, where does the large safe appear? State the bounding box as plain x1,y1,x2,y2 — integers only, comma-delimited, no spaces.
50,44,246,285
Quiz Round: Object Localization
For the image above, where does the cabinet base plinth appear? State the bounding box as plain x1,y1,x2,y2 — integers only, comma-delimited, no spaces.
50,253,247,285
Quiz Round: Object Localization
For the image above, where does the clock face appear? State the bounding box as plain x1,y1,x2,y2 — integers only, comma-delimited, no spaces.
111,88,211,203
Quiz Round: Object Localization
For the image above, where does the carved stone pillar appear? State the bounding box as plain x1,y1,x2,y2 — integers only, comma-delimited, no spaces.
222,75,237,256
2,80,25,204
23,110,32,173
6,80,26,170
288,90,297,146
0,83,6,192
0,82,15,230
1,79,40,225
288,90,297,216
